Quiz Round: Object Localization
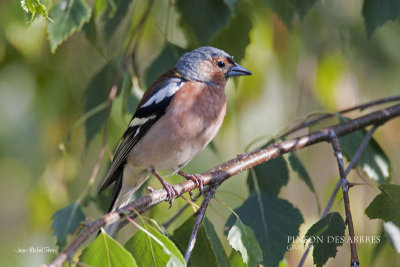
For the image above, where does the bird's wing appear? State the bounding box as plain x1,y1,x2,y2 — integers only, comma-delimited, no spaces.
98,71,185,193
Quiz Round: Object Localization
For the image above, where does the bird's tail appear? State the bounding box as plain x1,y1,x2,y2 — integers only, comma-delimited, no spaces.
102,166,150,237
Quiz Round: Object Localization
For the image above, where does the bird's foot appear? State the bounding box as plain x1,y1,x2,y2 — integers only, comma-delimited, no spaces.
178,171,204,200
151,169,178,207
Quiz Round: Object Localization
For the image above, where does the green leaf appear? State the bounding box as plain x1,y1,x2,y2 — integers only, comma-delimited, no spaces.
288,0,319,19
338,116,391,184
103,0,133,37
262,0,295,27
144,43,186,88
51,202,86,249
84,62,118,145
228,250,247,267
173,216,228,267
287,152,315,193
362,0,400,38
365,184,400,223
262,0,319,27
384,221,400,253
176,0,231,45
80,230,137,266
125,222,185,267
247,155,289,196
286,152,320,212
226,191,304,266
227,217,263,266
210,0,252,62
304,212,346,267
223,0,236,14
48,0,92,53
21,0,53,22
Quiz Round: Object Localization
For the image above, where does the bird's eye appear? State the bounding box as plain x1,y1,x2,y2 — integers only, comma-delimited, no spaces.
217,61,225,68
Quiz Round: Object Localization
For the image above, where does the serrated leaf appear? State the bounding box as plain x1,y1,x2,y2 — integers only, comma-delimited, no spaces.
286,152,320,212
362,0,400,38
21,0,52,22
287,152,315,193
338,116,390,184
144,43,186,88
384,221,400,253
80,230,137,266
84,62,118,145
125,222,185,267
47,0,91,53
226,191,304,266
247,155,289,196
227,217,263,266
305,212,346,267
173,216,228,267
365,184,400,223
210,0,252,62
176,0,231,45
51,202,86,249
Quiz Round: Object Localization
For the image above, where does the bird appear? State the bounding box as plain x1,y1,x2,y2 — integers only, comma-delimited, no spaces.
98,46,252,236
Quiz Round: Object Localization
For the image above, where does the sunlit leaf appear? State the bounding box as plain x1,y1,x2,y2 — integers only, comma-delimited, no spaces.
338,116,391,184
384,221,400,253
226,191,303,266
80,230,137,266
228,250,247,267
48,0,91,53
210,0,252,62
21,0,53,22
124,222,185,267
227,217,263,266
176,0,231,46
362,0,400,38
51,202,86,249
365,184,400,223
173,216,228,267
304,212,346,267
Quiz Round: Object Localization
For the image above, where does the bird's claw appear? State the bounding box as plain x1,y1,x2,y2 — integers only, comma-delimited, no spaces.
178,171,204,198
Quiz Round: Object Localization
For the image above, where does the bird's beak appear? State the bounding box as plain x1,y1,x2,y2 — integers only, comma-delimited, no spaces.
227,64,252,77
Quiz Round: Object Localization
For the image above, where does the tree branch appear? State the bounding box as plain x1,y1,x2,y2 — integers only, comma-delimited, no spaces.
48,102,400,267
330,133,359,267
184,185,217,263
298,124,378,267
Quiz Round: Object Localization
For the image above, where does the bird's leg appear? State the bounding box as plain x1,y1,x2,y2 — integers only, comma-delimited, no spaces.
151,169,178,206
178,170,204,196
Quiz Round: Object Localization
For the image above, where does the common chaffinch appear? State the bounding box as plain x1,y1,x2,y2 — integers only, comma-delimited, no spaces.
99,46,252,235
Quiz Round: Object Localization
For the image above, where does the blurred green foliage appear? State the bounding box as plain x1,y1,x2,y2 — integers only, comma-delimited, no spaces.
1,0,400,266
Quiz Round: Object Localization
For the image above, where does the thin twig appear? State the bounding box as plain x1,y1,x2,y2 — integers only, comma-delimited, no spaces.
162,191,202,229
298,124,378,267
330,133,359,267
280,95,400,138
48,103,400,267
184,186,217,263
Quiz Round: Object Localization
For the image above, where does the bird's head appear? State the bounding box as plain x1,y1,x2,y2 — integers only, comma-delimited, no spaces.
176,46,252,86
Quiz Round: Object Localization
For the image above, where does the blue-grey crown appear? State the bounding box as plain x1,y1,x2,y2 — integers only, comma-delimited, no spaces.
176,46,231,82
